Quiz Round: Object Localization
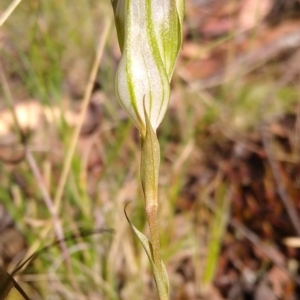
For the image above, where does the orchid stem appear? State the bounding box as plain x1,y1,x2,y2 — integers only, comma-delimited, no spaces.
146,199,162,271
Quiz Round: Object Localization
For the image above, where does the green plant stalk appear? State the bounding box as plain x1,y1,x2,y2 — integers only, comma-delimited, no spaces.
141,129,161,270
111,0,184,297
139,106,169,299
123,107,169,300
145,203,161,272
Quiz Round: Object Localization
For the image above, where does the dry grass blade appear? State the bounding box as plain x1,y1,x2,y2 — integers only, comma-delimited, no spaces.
0,269,30,300
0,0,22,27
0,268,13,300
0,228,112,300
230,219,300,285
259,65,300,237
0,63,70,269
261,125,300,237
53,16,112,211
25,148,71,269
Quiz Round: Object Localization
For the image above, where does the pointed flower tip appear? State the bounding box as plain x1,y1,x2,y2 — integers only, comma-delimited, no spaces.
112,0,185,133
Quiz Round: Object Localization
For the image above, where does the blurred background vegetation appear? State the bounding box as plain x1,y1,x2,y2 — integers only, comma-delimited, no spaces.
1,0,300,299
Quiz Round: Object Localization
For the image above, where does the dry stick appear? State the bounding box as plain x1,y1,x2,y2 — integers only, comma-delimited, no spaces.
205,197,300,285
0,65,70,269
230,218,300,285
259,66,300,237
183,28,300,90
293,100,300,157
53,17,112,211
261,126,300,236
0,0,22,27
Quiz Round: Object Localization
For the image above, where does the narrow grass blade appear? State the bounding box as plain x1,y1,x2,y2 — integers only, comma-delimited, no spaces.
0,268,13,300
0,228,113,300
0,268,30,300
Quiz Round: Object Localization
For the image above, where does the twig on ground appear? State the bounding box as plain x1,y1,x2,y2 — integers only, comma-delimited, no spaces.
230,218,300,285
261,124,300,237
259,60,300,237
206,195,300,285
181,28,300,90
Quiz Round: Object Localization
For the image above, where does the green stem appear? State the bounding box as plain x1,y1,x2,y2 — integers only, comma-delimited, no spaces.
139,105,169,300
141,131,162,268
146,201,162,272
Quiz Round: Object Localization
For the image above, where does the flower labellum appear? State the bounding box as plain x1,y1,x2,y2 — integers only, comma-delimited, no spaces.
112,0,184,136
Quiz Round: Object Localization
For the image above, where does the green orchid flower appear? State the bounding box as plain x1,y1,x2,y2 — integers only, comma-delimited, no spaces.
112,1,184,299
112,0,184,136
